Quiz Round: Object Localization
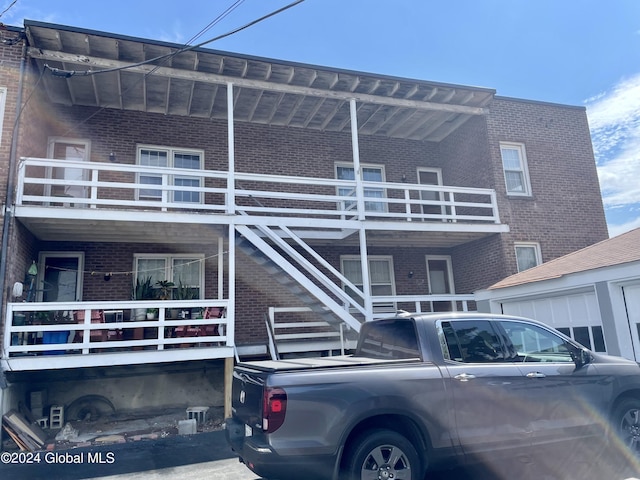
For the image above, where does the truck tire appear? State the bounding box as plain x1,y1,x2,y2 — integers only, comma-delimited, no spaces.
343,429,421,480
612,397,640,455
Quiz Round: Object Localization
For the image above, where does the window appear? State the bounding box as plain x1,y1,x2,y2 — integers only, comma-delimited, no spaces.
335,163,386,212
341,256,395,312
500,320,574,363
557,326,606,352
358,319,420,359
438,320,504,363
137,146,203,203
514,242,542,272
500,142,531,196
134,254,204,299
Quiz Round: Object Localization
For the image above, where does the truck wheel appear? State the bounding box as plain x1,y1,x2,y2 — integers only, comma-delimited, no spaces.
613,398,640,455
343,429,421,480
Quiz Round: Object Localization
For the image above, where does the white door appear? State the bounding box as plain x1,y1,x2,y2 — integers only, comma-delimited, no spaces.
425,255,455,311
623,284,640,361
417,168,446,219
46,138,90,202
37,253,84,302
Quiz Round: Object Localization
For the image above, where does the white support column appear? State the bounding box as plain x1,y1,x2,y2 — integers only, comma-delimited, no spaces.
350,99,366,221
217,235,224,300
226,82,236,215
350,99,373,321
226,223,235,348
359,227,373,322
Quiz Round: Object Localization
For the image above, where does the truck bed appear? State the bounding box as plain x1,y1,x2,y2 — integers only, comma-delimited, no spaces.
237,355,420,372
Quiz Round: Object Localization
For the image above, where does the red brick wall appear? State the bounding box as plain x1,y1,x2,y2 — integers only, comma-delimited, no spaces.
9,92,609,342
484,97,608,276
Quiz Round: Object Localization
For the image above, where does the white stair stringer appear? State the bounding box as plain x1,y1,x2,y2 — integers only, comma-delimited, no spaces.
235,225,362,333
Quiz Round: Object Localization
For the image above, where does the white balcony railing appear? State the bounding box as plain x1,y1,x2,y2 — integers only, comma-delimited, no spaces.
16,158,501,224
4,300,229,360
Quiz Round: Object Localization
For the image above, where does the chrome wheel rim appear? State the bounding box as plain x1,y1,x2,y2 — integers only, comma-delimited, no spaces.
360,444,412,480
620,407,640,452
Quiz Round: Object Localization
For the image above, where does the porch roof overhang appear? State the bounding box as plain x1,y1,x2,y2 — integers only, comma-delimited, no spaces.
15,207,508,248
24,20,495,142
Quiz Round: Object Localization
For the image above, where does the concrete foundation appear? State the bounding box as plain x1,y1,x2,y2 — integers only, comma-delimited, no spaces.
1,359,226,419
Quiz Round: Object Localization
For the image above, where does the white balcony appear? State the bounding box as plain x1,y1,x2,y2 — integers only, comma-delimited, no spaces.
14,158,508,245
3,300,231,371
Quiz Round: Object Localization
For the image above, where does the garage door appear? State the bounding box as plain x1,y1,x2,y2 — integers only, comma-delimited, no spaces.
623,284,640,361
500,291,606,352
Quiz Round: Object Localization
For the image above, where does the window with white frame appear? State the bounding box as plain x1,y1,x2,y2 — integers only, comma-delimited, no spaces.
335,163,386,212
500,142,532,196
137,146,203,203
341,256,395,312
134,254,204,299
514,242,542,272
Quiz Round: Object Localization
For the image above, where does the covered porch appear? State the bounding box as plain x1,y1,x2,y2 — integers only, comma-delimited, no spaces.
3,300,230,371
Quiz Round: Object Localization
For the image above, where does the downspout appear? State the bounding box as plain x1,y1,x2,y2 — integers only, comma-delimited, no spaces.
0,36,28,341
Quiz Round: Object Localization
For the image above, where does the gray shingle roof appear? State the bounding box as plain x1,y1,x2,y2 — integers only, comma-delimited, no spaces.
489,228,640,289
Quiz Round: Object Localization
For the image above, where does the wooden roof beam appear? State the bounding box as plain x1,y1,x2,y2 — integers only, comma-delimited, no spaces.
30,49,490,116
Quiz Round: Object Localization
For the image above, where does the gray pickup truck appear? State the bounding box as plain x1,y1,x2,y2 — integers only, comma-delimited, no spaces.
225,313,640,480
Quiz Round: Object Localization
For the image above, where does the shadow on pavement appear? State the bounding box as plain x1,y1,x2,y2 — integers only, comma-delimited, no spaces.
0,431,234,480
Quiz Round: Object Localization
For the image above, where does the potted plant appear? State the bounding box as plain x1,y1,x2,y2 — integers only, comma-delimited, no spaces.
132,276,156,320
146,308,159,320
175,280,200,318
155,280,175,300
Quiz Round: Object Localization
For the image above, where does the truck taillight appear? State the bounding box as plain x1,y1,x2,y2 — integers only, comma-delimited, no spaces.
263,387,287,433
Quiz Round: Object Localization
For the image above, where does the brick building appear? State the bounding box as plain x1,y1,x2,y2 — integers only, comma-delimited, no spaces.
0,21,607,419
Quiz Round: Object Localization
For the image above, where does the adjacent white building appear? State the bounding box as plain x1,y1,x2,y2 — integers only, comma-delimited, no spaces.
476,228,640,361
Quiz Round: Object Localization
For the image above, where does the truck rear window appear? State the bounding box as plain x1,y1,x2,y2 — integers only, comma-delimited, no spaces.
357,319,421,360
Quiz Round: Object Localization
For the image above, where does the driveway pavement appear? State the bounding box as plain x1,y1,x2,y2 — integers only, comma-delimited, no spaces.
1,430,639,480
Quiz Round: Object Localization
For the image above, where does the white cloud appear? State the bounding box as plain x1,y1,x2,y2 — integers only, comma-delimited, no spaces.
586,74,640,218
608,215,640,238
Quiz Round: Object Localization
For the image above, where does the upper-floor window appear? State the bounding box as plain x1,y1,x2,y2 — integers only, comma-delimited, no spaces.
335,163,386,212
514,242,542,272
137,146,203,203
500,142,532,196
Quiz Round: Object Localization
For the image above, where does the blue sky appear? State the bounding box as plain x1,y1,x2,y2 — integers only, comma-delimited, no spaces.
2,0,639,236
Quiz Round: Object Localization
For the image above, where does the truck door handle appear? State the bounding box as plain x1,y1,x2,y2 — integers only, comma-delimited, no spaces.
454,373,476,382
526,372,546,378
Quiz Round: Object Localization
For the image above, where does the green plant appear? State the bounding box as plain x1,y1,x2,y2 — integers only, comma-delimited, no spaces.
35,310,72,324
155,280,175,300
132,276,156,300
174,279,199,300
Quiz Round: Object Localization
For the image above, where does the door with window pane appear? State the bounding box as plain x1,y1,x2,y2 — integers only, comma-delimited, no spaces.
47,139,90,202
342,257,395,313
417,168,446,219
38,253,83,302
425,256,455,311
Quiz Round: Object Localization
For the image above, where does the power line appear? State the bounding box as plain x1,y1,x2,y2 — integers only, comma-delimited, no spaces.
45,0,305,78
0,0,18,20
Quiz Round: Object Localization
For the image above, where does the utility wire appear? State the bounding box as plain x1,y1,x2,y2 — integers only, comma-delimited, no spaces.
0,0,18,20
184,0,245,45
45,0,305,78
